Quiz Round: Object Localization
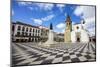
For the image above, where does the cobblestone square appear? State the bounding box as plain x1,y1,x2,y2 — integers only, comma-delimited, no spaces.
12,42,96,66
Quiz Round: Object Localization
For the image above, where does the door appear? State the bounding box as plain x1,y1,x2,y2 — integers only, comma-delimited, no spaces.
76,32,81,42
77,37,80,42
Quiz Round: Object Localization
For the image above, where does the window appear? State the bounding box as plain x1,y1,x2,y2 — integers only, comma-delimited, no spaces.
22,32,24,36
26,27,28,32
41,33,42,35
76,26,79,29
33,33,34,36
30,28,32,32
17,32,20,36
45,32,47,35
17,26,21,30
38,30,40,33
22,27,25,31
36,29,37,33
33,29,34,32
29,33,31,36
12,25,15,31
25,32,28,36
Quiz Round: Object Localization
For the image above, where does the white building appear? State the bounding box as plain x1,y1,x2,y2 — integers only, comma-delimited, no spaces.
12,21,41,42
71,23,89,43
12,21,64,43
64,16,90,43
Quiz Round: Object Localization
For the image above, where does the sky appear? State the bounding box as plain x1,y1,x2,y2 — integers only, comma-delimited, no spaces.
12,1,96,36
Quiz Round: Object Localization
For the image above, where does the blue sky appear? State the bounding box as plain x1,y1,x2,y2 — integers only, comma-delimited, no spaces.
12,1,95,36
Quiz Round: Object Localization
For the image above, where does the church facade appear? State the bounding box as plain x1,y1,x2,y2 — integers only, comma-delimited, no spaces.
64,15,89,43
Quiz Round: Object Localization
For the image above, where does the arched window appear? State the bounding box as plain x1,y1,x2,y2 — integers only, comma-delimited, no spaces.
36,29,37,33
12,25,15,31
22,32,24,36
25,32,28,36
30,28,32,32
22,26,25,31
18,26,21,30
17,32,20,36
26,27,28,32
29,33,31,36
69,22,70,25
38,30,40,33
33,29,34,32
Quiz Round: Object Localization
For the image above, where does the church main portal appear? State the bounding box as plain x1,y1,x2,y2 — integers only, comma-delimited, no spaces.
76,32,81,42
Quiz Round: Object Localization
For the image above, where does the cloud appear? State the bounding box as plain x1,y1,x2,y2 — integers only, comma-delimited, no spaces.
88,27,95,37
34,3,54,11
74,6,95,19
18,1,32,6
56,4,65,12
31,14,55,25
56,23,65,29
61,29,65,33
31,18,43,25
54,28,65,33
72,21,76,25
17,2,54,14
71,21,76,30
84,17,95,36
64,13,67,16
74,6,96,36
55,22,65,33
18,2,26,6
12,10,14,16
28,6,33,10
74,6,84,16
41,14,54,21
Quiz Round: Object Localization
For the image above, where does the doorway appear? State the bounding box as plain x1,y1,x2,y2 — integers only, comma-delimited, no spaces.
76,32,81,42
77,37,80,42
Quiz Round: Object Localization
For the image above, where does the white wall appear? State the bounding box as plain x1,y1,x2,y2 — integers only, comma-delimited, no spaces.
81,30,89,42
71,24,89,43
71,31,76,43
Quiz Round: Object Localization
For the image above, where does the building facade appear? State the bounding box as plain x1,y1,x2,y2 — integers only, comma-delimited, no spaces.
12,21,64,43
12,21,41,42
64,15,90,43
39,26,49,42
54,33,64,42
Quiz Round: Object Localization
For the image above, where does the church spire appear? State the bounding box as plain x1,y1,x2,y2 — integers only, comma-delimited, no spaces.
66,15,71,22
64,15,72,43
50,23,53,30
65,15,72,31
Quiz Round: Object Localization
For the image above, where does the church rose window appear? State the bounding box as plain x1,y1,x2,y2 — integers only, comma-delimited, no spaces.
76,26,79,29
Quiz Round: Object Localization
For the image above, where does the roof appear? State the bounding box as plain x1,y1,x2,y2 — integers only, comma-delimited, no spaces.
73,23,81,25
12,21,40,29
57,33,64,36
66,15,72,22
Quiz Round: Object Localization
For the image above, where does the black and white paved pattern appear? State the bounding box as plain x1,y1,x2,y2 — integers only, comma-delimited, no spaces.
12,42,96,66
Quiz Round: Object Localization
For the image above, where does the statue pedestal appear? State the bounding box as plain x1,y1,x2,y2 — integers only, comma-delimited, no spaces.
43,30,55,47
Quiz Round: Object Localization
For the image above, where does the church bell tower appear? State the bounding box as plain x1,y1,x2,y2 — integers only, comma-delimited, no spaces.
64,15,72,43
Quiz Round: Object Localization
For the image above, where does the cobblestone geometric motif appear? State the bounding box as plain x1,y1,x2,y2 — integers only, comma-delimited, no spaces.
12,42,96,66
